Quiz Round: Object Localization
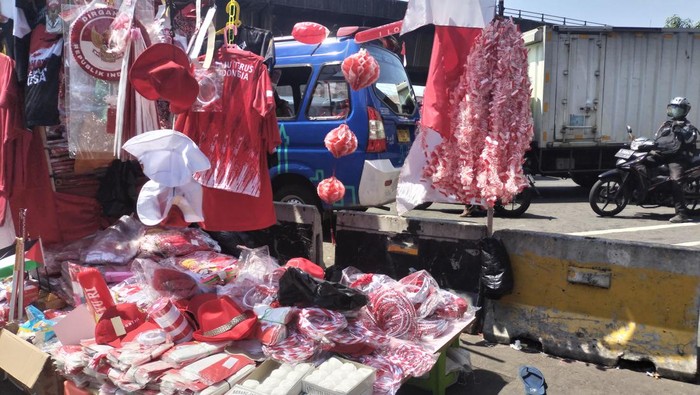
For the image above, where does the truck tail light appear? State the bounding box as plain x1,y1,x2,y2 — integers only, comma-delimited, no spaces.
367,107,387,153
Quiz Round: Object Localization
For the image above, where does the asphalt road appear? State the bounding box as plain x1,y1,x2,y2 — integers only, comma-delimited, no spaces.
370,176,700,249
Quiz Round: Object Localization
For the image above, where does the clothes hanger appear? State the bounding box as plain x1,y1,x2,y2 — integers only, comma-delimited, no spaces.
221,0,241,52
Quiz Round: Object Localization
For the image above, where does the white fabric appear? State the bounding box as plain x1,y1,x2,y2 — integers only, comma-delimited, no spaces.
0,3,13,20
396,127,458,215
137,180,204,226
401,0,495,35
122,129,211,187
12,7,31,38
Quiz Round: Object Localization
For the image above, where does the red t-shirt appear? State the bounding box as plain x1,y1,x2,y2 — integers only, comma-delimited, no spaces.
175,47,275,197
0,54,25,224
175,47,281,231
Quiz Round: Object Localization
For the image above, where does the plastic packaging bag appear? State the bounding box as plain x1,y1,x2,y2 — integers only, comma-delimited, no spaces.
82,216,145,265
170,251,239,287
479,237,514,299
278,267,368,310
139,227,220,258
191,63,224,112
132,258,201,300
18,305,57,345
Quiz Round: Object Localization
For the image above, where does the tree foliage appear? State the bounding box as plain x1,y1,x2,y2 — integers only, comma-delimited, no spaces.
665,15,700,28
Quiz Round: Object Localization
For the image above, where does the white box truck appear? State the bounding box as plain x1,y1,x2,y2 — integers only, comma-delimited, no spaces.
524,25,700,187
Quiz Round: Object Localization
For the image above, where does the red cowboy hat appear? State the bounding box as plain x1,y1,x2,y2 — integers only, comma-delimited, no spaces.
95,303,147,346
129,43,199,114
192,296,258,342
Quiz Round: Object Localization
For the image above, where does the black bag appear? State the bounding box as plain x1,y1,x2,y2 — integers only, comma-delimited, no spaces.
479,237,514,299
278,267,368,310
654,128,682,155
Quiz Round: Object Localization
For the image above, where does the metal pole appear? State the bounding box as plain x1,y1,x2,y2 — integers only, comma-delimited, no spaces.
498,0,505,17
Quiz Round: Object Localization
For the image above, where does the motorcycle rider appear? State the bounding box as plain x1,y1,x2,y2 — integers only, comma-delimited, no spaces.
653,97,699,223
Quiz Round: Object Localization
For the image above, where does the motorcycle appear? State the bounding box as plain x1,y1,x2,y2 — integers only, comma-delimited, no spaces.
589,127,700,216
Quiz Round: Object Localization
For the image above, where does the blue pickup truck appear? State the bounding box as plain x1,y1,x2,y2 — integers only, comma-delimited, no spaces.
270,34,420,209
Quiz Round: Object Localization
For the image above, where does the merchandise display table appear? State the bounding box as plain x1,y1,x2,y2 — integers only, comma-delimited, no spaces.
406,314,476,395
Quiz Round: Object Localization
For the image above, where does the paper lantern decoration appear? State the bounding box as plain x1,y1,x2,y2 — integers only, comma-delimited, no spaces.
317,177,346,205
292,22,330,45
324,124,358,158
342,49,380,91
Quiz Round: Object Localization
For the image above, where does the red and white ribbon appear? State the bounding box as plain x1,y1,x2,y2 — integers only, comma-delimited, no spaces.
262,328,318,363
366,286,418,340
296,307,347,344
148,298,194,344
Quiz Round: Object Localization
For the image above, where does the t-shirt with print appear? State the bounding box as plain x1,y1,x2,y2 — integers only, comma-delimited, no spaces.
175,46,275,197
198,112,280,231
25,23,62,127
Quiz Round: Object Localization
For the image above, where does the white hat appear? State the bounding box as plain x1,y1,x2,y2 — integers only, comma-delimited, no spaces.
137,180,204,226
122,129,210,187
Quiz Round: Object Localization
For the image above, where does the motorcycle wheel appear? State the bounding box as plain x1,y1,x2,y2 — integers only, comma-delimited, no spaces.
682,179,700,215
494,188,533,218
589,176,628,216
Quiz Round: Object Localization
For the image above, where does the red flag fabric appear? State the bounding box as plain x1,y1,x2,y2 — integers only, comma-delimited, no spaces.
421,27,481,138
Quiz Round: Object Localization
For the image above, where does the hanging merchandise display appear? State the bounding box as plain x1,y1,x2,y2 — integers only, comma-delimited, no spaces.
25,21,63,128
316,176,346,205
129,43,200,114
324,124,358,159
423,18,533,207
341,48,380,91
174,6,281,231
291,21,329,45
65,1,155,167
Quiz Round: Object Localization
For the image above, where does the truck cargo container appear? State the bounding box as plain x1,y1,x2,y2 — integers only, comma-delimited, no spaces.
524,25,700,187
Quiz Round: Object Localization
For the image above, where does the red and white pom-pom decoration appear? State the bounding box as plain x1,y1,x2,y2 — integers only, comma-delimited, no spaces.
292,22,329,45
324,124,358,158
317,176,346,205
342,48,381,91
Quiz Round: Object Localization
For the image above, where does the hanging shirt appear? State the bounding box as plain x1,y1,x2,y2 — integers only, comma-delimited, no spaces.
25,23,62,127
175,46,280,231
175,46,275,196
198,112,280,231
0,53,26,224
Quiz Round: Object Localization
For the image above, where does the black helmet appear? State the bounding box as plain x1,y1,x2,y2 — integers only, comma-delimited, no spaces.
667,97,691,120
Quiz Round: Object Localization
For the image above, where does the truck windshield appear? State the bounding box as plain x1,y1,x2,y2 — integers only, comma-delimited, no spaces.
365,45,417,116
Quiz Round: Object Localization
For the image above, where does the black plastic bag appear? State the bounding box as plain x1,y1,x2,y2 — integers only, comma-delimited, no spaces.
479,237,514,299
278,267,368,310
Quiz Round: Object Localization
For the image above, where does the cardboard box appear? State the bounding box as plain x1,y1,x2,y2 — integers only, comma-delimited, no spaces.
0,329,64,395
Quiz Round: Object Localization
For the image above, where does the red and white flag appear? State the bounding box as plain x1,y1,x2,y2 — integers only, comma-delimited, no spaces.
402,0,495,138
397,0,495,214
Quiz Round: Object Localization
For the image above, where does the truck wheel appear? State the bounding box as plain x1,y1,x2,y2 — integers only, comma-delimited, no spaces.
273,184,321,209
494,188,532,218
572,174,598,189
589,176,627,216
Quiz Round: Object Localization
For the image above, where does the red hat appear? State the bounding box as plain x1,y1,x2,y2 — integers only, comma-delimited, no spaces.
192,296,258,342
152,268,199,300
284,257,325,280
95,303,147,346
129,43,199,114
